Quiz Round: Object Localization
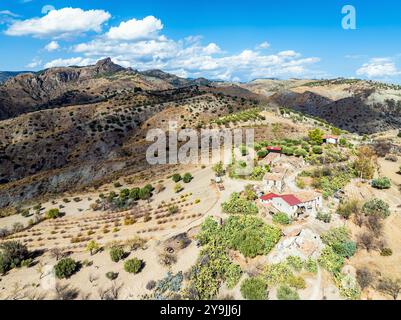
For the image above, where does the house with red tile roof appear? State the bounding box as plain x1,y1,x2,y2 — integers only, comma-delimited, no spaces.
323,135,339,145
260,191,323,218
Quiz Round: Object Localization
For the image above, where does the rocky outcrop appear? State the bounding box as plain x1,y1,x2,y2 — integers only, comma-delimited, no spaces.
267,229,324,263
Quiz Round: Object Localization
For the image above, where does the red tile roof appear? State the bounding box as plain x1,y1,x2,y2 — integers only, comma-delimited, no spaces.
267,146,282,151
260,193,302,206
280,194,302,206
323,135,339,140
260,193,280,201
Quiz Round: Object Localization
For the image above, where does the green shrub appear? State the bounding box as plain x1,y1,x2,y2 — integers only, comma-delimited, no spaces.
294,148,308,157
305,258,318,274
321,227,350,248
20,259,33,268
286,256,304,272
312,146,323,154
308,128,324,145
106,271,119,280
321,227,356,259
362,198,390,219
129,188,140,200
332,241,357,259
110,246,125,262
316,211,332,223
257,150,268,159
54,258,78,279
172,174,182,183
240,277,268,300
273,212,290,225
371,177,391,190
277,285,299,300
337,199,361,220
0,241,29,274
188,243,242,300
46,208,63,219
183,173,193,183
287,275,306,289
318,246,344,274
224,216,281,258
222,193,258,215
380,248,393,256
174,183,184,193
124,258,143,274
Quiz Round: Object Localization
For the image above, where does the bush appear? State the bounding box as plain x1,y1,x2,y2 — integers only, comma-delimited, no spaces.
287,275,306,289
54,258,78,279
240,277,268,300
106,272,119,280
46,208,63,219
381,248,393,256
321,227,350,247
273,212,290,225
224,216,281,258
146,280,156,290
257,150,268,159
312,146,323,154
86,240,100,255
276,285,299,300
286,256,304,272
305,258,318,274
371,177,391,190
316,211,332,223
337,199,361,220
356,268,374,290
0,241,29,274
333,241,357,259
308,128,324,145
222,193,258,215
362,198,390,219
294,148,308,157
318,246,344,274
124,258,143,274
172,174,182,183
183,173,193,183
321,227,356,259
174,183,184,193
377,277,401,300
110,246,125,262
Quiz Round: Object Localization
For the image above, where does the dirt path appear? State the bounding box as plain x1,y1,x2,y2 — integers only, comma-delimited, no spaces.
308,266,322,300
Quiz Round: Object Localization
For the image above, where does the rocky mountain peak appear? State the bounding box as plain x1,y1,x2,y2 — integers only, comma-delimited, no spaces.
94,57,125,74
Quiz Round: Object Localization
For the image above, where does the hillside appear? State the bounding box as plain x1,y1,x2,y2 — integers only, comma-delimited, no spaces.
0,59,264,207
0,71,28,84
244,78,401,134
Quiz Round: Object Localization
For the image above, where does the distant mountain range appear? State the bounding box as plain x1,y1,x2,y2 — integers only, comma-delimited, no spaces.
0,71,29,83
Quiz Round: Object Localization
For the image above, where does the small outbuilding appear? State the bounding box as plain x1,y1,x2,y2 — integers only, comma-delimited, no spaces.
323,135,339,145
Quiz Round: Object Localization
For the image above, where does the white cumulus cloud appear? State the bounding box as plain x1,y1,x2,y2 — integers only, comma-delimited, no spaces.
105,16,163,41
41,15,321,81
256,41,270,50
44,57,95,68
356,58,400,78
5,7,111,38
44,40,60,51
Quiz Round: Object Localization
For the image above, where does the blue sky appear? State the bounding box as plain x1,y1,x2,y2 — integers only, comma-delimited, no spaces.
1,0,401,82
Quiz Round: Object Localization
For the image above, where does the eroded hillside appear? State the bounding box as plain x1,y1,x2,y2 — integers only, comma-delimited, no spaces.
244,78,401,134
0,59,264,207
